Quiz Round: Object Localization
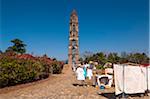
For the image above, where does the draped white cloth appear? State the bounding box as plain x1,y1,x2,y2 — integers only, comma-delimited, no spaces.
148,67,150,90
114,64,150,95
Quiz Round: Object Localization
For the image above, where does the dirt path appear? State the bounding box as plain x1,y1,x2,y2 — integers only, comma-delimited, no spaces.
0,65,108,99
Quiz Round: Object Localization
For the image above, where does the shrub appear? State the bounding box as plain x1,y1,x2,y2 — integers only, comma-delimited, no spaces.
0,53,64,88
51,61,63,74
0,57,44,87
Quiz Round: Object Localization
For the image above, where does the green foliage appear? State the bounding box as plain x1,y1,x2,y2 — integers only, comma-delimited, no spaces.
0,57,42,87
0,54,64,88
107,53,120,64
84,52,107,65
0,38,64,88
6,38,26,54
83,51,149,68
96,65,105,70
79,57,84,63
128,53,149,64
51,62,63,74
119,52,129,63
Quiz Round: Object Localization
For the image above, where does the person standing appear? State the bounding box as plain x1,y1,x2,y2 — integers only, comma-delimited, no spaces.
92,70,97,87
83,63,87,78
76,64,85,86
87,61,93,80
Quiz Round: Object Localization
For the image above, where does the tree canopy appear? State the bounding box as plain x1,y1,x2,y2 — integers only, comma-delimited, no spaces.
6,38,26,54
82,51,149,65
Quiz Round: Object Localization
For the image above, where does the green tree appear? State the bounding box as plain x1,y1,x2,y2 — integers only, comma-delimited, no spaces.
84,52,107,65
107,53,120,64
97,52,107,65
79,57,84,63
129,53,149,64
119,52,129,63
6,39,26,54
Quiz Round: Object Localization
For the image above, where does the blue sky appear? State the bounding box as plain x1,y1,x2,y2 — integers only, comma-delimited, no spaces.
0,0,149,60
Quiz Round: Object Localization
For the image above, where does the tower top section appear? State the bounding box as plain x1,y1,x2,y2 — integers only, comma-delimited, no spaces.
70,9,78,23
71,9,77,16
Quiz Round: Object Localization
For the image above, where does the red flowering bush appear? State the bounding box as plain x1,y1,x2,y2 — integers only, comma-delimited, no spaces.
0,52,64,88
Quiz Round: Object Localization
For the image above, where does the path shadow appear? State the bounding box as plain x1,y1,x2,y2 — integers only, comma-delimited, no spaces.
101,93,146,99
72,83,87,87
98,92,116,99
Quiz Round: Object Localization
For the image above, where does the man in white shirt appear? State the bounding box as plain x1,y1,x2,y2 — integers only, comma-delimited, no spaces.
76,64,85,86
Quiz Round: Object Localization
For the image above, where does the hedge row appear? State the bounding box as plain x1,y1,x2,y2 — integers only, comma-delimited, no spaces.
0,53,64,88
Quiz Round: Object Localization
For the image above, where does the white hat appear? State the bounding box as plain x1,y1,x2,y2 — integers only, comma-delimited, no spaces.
89,61,93,64
78,64,82,67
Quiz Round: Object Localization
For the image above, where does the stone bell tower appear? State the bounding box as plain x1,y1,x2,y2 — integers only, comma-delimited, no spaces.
68,10,79,71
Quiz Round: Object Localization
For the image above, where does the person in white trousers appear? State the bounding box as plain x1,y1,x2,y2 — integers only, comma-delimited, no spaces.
76,64,85,86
